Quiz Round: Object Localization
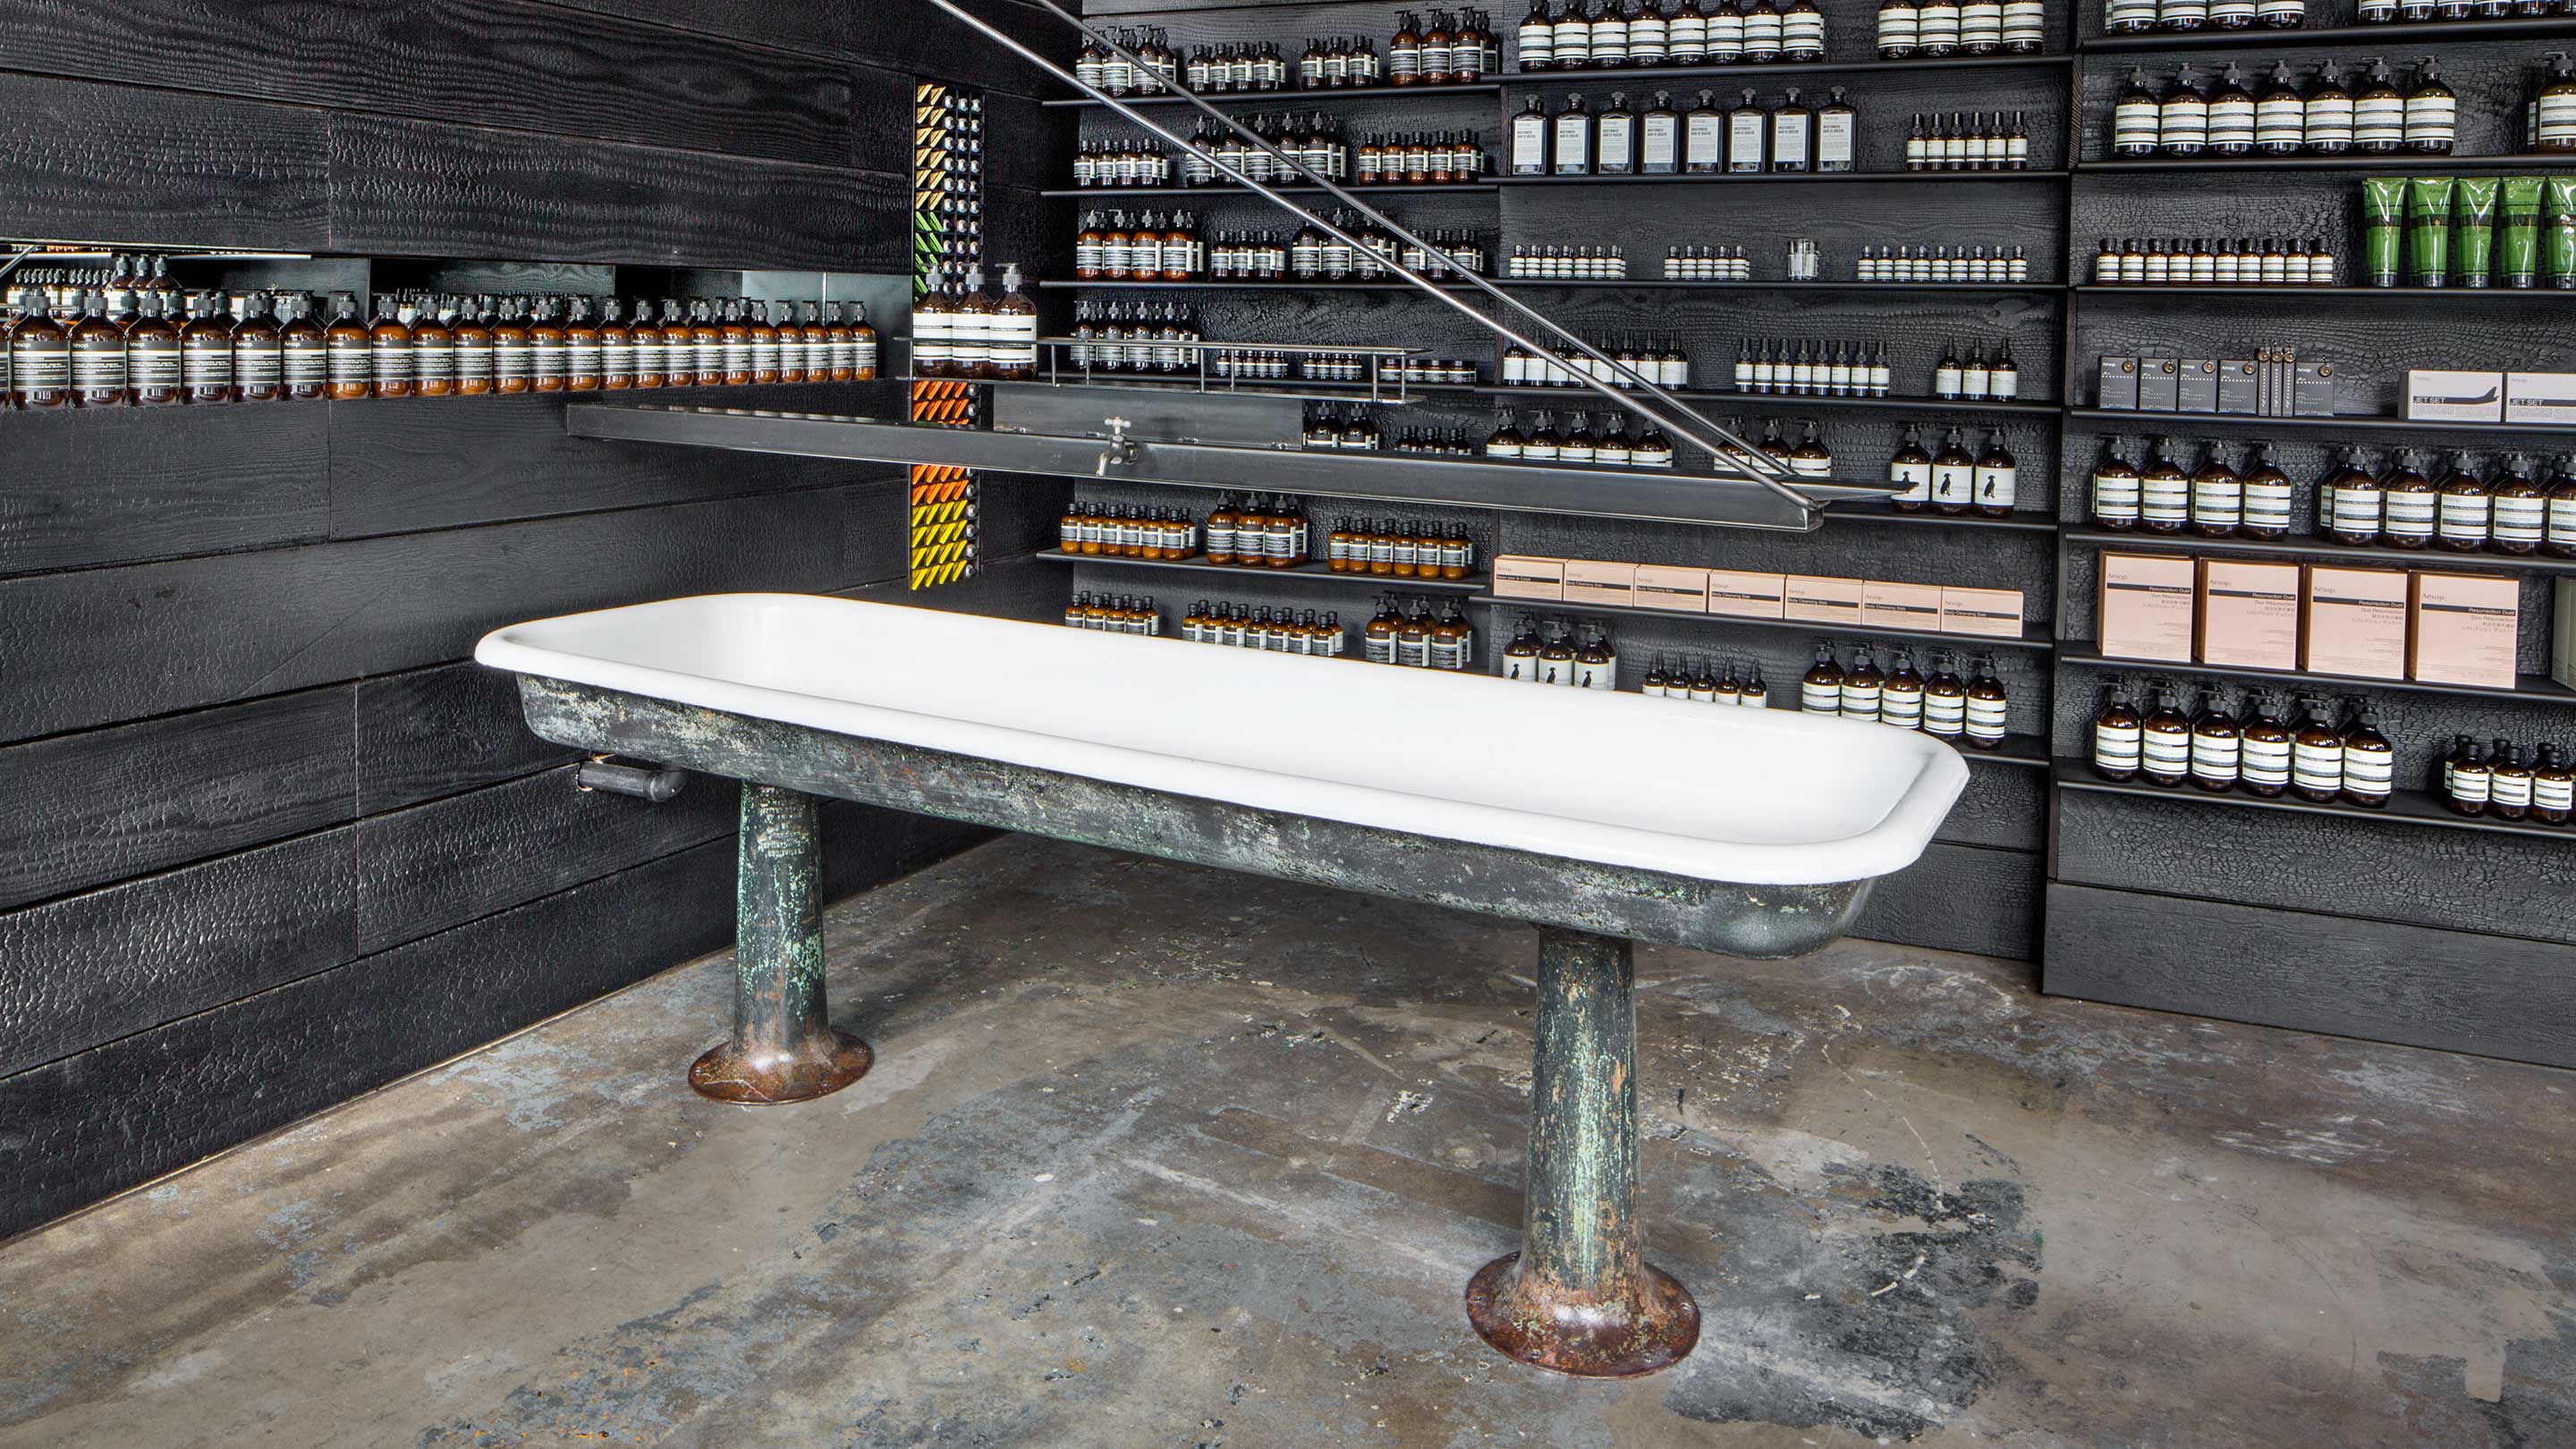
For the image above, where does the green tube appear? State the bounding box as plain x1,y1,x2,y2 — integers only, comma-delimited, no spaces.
2361,176,2409,288
2409,176,2456,288
2501,176,2545,289
2550,176,2576,290
2453,177,2498,288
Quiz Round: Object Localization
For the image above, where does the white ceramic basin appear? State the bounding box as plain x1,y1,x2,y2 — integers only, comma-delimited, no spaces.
475,593,1967,886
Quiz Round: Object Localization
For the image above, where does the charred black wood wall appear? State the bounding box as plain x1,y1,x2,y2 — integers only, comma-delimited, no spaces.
0,0,1074,1240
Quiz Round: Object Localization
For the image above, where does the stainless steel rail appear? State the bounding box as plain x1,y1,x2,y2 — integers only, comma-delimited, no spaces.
918,0,1822,513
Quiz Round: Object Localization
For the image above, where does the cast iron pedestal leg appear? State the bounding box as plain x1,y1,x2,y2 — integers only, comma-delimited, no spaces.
688,784,873,1104
1466,925,1700,1377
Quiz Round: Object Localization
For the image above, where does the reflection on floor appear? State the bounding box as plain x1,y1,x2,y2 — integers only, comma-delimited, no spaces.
1,834,2569,1447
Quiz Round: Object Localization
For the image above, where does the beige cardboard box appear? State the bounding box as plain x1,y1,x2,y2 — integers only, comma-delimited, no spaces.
1861,580,1945,632
2409,571,2520,688
2197,559,2301,670
1940,585,2026,640
1563,559,1638,608
2097,553,2196,662
1784,574,1865,627
1633,564,1710,613
1705,569,1788,620
1492,555,1566,601
2302,564,2410,680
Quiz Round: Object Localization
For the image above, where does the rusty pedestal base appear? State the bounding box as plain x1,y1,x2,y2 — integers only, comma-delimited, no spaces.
1470,925,1701,1377
688,1031,873,1106
1465,1252,1701,1378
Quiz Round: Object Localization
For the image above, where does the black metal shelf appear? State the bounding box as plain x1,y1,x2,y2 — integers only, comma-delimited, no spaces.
1045,182,1499,198
2080,16,2576,51
2064,407,2576,436
1044,82,1503,108
1830,502,2063,531
1493,278,2070,293
2056,647,2576,703
1467,591,2055,650
2073,284,2576,300
1497,169,2071,186
2052,761,2576,843
1502,52,2073,83
2075,154,2576,174
1038,278,1481,290
2062,527,2576,575
1038,548,1487,592
963,372,1475,402
1475,385,2063,417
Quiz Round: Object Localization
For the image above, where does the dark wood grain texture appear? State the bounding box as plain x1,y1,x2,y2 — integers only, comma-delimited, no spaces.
0,0,862,166
0,72,328,250
326,112,909,271
0,689,354,911
354,662,583,815
2044,881,2576,1069
541,0,1072,97
0,486,860,746
0,832,356,1080
1853,843,2041,961
0,403,332,578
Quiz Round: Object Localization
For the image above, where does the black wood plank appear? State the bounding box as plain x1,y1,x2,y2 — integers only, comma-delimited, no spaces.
354,662,581,815
0,72,327,251
352,762,736,953
0,486,859,746
1852,843,2040,962
1943,762,2046,853
542,0,1073,97
0,688,354,911
0,832,355,1080
0,403,332,578
326,388,903,539
326,113,907,271
2054,789,2576,949
2044,882,2576,1070
0,0,859,167
0,836,737,1242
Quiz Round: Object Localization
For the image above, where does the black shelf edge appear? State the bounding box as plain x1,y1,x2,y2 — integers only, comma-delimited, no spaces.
1475,386,2063,417
2073,284,2576,299
1492,278,2071,293
1497,169,2071,186
1042,182,1499,198
2080,16,2576,51
1038,278,1481,290
2062,527,2576,575
2055,647,2576,703
2074,154,2576,174
964,373,1481,402
1466,592,2055,649
1829,502,2063,531
1502,53,2073,83
1043,82,1504,108
2051,761,2576,843
1038,549,1487,592
2063,407,2576,436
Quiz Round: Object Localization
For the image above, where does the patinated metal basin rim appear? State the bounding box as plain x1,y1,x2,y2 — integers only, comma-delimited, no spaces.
474,593,1967,1378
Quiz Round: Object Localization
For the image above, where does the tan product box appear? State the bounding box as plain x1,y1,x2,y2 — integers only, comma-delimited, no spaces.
1940,585,2027,640
1861,580,1945,632
2196,559,2301,670
2301,565,2410,680
2096,553,2197,662
2410,572,2520,688
2556,579,2576,691
1705,569,1788,620
1784,574,1866,627
1633,564,1710,613
1492,555,1566,601
1563,559,1638,608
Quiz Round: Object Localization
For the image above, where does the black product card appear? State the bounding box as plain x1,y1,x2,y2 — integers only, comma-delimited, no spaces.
2139,356,2180,411
2218,360,2259,414
2178,358,2218,413
2294,360,2338,418
2097,355,2140,410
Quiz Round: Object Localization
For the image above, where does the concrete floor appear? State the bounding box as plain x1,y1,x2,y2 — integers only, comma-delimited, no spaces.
1,837,2570,1448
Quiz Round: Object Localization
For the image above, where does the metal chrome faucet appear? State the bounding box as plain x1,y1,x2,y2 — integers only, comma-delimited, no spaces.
1095,416,1136,476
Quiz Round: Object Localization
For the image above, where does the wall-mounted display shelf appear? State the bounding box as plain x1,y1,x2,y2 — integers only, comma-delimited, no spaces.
1834,502,2063,532
2079,16,2576,50
2053,762,2576,843
1044,82,1504,108
1038,548,1488,592
1477,386,2063,417
2072,285,2576,301
1039,182,1498,198
2063,408,2576,436
1503,54,2075,83
1496,171,2073,188
2062,528,2576,575
1038,279,1482,291
1495,279,2070,295
2056,647,2576,704
1466,591,2056,651
2074,156,2576,174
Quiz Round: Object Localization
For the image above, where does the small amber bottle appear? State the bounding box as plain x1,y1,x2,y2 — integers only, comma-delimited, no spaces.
626,301,665,390
529,297,568,394
716,300,752,386
68,291,131,408
745,300,781,385
448,296,494,396
564,296,603,392
691,301,726,386
598,297,634,390
232,293,284,402
363,295,411,400
181,293,241,404
489,298,534,394
129,292,184,405
409,300,453,399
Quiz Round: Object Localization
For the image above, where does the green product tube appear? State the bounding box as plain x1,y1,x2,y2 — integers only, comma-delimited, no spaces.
2550,176,2576,290
2453,177,2499,288
2500,176,2545,289
2408,176,2456,288
2361,176,2409,288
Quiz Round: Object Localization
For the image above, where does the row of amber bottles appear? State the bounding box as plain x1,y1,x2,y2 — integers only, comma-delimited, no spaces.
1366,596,1480,668
2089,438,2576,555
1058,502,1200,558
2093,683,2394,804
1500,615,1618,686
1183,601,1351,656
1208,495,1314,566
5,287,877,408
1644,655,1770,705
1326,518,1477,578
1801,641,2010,747
2441,734,2575,823
1063,593,1164,635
